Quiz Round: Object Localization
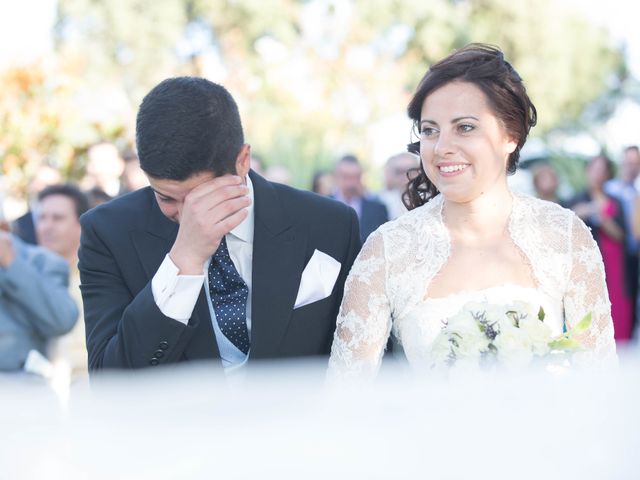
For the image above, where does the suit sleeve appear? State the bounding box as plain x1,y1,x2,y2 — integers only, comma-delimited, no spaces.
79,214,198,371
0,248,77,338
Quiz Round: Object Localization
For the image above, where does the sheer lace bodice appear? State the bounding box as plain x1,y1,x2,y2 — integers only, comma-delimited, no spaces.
328,193,616,379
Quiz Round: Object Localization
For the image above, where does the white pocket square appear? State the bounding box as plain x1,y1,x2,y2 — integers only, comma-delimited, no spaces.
294,249,341,309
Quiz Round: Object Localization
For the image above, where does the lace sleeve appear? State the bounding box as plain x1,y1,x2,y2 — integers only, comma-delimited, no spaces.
328,230,392,380
564,215,617,365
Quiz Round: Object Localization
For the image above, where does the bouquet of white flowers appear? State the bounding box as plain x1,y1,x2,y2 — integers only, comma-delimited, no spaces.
428,301,592,369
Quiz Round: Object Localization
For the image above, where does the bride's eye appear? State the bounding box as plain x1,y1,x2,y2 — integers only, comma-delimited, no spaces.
458,123,475,133
420,127,438,137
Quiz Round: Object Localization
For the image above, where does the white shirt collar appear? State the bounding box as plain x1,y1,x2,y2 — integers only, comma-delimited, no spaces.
229,174,254,243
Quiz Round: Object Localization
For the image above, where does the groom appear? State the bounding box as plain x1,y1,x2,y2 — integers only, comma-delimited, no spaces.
79,77,361,373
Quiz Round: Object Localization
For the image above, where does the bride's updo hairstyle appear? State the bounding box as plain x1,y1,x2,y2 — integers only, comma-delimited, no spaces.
403,43,537,210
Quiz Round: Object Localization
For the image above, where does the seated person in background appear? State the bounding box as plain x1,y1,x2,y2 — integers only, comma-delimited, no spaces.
333,154,389,243
0,226,77,372
37,184,90,380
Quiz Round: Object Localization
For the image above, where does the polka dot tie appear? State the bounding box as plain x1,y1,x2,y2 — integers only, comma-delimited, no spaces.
208,237,250,354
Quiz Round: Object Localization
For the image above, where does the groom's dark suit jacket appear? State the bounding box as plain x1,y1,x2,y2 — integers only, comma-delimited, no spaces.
78,171,361,371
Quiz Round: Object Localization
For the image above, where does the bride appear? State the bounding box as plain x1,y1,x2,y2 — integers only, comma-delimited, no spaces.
328,44,616,378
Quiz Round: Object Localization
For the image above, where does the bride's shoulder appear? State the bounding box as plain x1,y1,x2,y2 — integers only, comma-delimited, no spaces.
514,192,576,222
377,195,443,237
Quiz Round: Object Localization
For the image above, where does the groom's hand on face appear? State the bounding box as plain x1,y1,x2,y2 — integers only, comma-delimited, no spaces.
169,175,251,274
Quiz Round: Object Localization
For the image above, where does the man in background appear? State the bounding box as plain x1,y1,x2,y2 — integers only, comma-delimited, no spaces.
82,142,125,198
37,184,90,379
334,154,389,243
378,152,418,220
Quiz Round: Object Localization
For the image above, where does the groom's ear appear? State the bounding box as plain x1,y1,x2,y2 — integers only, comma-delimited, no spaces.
235,144,251,178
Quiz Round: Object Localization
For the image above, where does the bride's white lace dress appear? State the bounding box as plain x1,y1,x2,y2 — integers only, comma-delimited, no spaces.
328,193,616,378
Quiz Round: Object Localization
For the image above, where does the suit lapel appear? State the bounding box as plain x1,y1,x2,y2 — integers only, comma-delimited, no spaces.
130,189,219,360
250,172,308,359
130,189,179,280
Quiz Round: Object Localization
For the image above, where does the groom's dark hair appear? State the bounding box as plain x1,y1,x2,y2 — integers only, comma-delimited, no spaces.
136,77,244,180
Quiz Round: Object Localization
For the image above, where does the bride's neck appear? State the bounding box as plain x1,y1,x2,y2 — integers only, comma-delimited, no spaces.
443,185,513,241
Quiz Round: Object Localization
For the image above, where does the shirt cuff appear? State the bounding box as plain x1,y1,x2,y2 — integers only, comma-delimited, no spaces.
151,255,205,324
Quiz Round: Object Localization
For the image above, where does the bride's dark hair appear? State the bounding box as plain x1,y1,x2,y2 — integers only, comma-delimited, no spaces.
403,43,538,210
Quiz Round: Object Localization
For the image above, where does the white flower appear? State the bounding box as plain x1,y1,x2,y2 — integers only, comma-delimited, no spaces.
484,303,511,324
493,321,534,367
445,310,491,359
510,301,540,321
518,316,552,356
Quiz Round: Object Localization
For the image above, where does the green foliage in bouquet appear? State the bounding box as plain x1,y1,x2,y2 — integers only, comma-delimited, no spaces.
548,312,593,353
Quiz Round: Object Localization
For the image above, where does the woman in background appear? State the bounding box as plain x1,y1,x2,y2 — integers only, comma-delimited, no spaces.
569,155,632,342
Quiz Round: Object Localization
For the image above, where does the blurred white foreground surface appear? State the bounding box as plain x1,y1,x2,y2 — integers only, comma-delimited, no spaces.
1,352,639,480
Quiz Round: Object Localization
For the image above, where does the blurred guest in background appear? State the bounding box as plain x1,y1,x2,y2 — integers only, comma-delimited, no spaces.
250,153,265,176
569,155,633,342
532,162,566,206
119,148,148,194
37,185,88,267
333,154,388,243
0,226,77,372
265,164,292,185
85,186,113,209
82,142,125,198
378,152,418,220
311,170,334,196
604,145,640,336
12,163,62,245
37,184,90,380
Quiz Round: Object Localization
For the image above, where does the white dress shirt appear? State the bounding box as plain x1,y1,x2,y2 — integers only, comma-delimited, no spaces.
151,176,255,370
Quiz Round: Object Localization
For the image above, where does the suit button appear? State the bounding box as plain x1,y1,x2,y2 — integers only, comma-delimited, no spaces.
154,350,164,358
159,341,169,350
149,358,159,366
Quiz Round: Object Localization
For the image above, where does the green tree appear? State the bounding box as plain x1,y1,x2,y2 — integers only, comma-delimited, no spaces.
34,0,628,190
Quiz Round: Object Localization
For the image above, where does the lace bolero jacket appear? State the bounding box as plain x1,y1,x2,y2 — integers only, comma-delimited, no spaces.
328,192,616,377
